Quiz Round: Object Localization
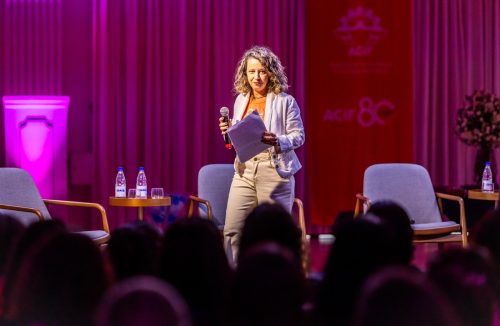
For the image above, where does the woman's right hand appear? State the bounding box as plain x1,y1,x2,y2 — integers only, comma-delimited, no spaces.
219,117,231,135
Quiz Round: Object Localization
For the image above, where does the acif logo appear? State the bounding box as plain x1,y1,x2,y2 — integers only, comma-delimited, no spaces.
323,96,395,128
334,6,387,57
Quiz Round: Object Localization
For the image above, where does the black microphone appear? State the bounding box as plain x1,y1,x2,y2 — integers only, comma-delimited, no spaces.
220,107,232,149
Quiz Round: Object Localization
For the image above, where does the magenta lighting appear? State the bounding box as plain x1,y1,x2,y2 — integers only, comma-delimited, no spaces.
3,96,70,199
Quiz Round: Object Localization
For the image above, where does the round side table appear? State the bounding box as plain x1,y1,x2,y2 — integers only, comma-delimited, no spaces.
467,189,499,209
109,197,171,221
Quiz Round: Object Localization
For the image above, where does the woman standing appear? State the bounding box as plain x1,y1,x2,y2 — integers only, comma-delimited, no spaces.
219,46,305,263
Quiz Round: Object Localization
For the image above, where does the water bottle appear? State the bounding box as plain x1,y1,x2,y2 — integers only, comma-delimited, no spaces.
481,161,494,193
115,167,126,198
136,166,148,198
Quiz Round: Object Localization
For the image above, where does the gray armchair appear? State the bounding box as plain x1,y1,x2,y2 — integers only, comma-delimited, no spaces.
0,168,110,244
354,163,468,247
187,164,308,265
188,164,234,230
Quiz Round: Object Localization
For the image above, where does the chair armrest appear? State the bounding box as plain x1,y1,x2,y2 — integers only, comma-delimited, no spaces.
0,204,44,221
354,193,370,217
43,199,109,233
187,195,213,221
293,197,309,275
293,198,307,242
435,192,468,246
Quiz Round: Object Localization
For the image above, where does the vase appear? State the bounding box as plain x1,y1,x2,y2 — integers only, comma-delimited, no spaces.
474,144,497,186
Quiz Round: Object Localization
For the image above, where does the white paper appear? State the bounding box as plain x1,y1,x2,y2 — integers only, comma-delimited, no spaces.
227,110,271,162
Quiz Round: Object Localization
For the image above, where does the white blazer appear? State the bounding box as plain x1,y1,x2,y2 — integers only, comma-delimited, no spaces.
231,92,305,178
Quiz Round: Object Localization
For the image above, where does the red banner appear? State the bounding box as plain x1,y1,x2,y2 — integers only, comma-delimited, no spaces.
306,0,414,226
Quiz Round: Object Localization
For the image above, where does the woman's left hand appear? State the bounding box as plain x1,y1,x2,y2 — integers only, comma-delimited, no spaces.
262,132,278,146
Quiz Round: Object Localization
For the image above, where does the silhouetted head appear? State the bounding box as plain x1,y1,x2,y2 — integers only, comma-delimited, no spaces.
367,200,414,264
160,217,231,326
107,221,162,280
316,215,405,326
471,208,500,300
3,220,67,312
231,242,305,326
238,203,302,266
0,213,25,274
8,232,108,326
96,276,191,326
427,247,495,326
472,207,500,265
353,266,459,326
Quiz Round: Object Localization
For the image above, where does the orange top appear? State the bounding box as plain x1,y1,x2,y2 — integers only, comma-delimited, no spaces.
242,96,266,120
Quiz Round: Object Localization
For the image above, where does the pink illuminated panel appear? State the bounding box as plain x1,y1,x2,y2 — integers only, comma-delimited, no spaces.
3,96,70,199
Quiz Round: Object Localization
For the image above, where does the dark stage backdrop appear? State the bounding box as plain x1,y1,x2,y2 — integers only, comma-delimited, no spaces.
306,0,414,226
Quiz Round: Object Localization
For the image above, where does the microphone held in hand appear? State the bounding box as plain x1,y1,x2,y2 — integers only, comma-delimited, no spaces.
220,107,232,149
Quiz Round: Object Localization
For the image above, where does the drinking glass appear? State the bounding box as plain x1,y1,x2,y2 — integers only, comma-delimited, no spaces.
151,188,164,199
128,188,137,198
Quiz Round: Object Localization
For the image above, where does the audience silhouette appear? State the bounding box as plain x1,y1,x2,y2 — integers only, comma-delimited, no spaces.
0,214,25,276
230,242,305,326
0,214,25,322
427,247,496,326
107,221,162,281
0,200,498,326
160,217,232,326
471,208,500,321
472,208,500,268
367,200,414,264
238,203,303,268
353,266,459,326
96,276,192,326
316,214,412,326
7,232,109,326
2,219,67,317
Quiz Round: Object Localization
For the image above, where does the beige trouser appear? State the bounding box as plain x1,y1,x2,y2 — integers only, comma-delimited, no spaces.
223,152,295,265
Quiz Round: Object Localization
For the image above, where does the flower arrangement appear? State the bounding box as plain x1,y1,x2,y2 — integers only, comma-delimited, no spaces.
456,90,500,147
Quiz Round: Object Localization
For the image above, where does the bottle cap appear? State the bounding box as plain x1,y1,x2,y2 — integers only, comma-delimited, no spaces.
118,166,124,170
138,166,144,170
486,161,491,165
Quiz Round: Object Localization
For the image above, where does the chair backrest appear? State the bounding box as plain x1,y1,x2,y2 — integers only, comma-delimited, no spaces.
363,163,442,224
198,164,234,229
0,168,52,224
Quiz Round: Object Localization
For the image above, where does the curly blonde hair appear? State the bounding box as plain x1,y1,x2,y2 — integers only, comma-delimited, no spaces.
233,46,288,95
